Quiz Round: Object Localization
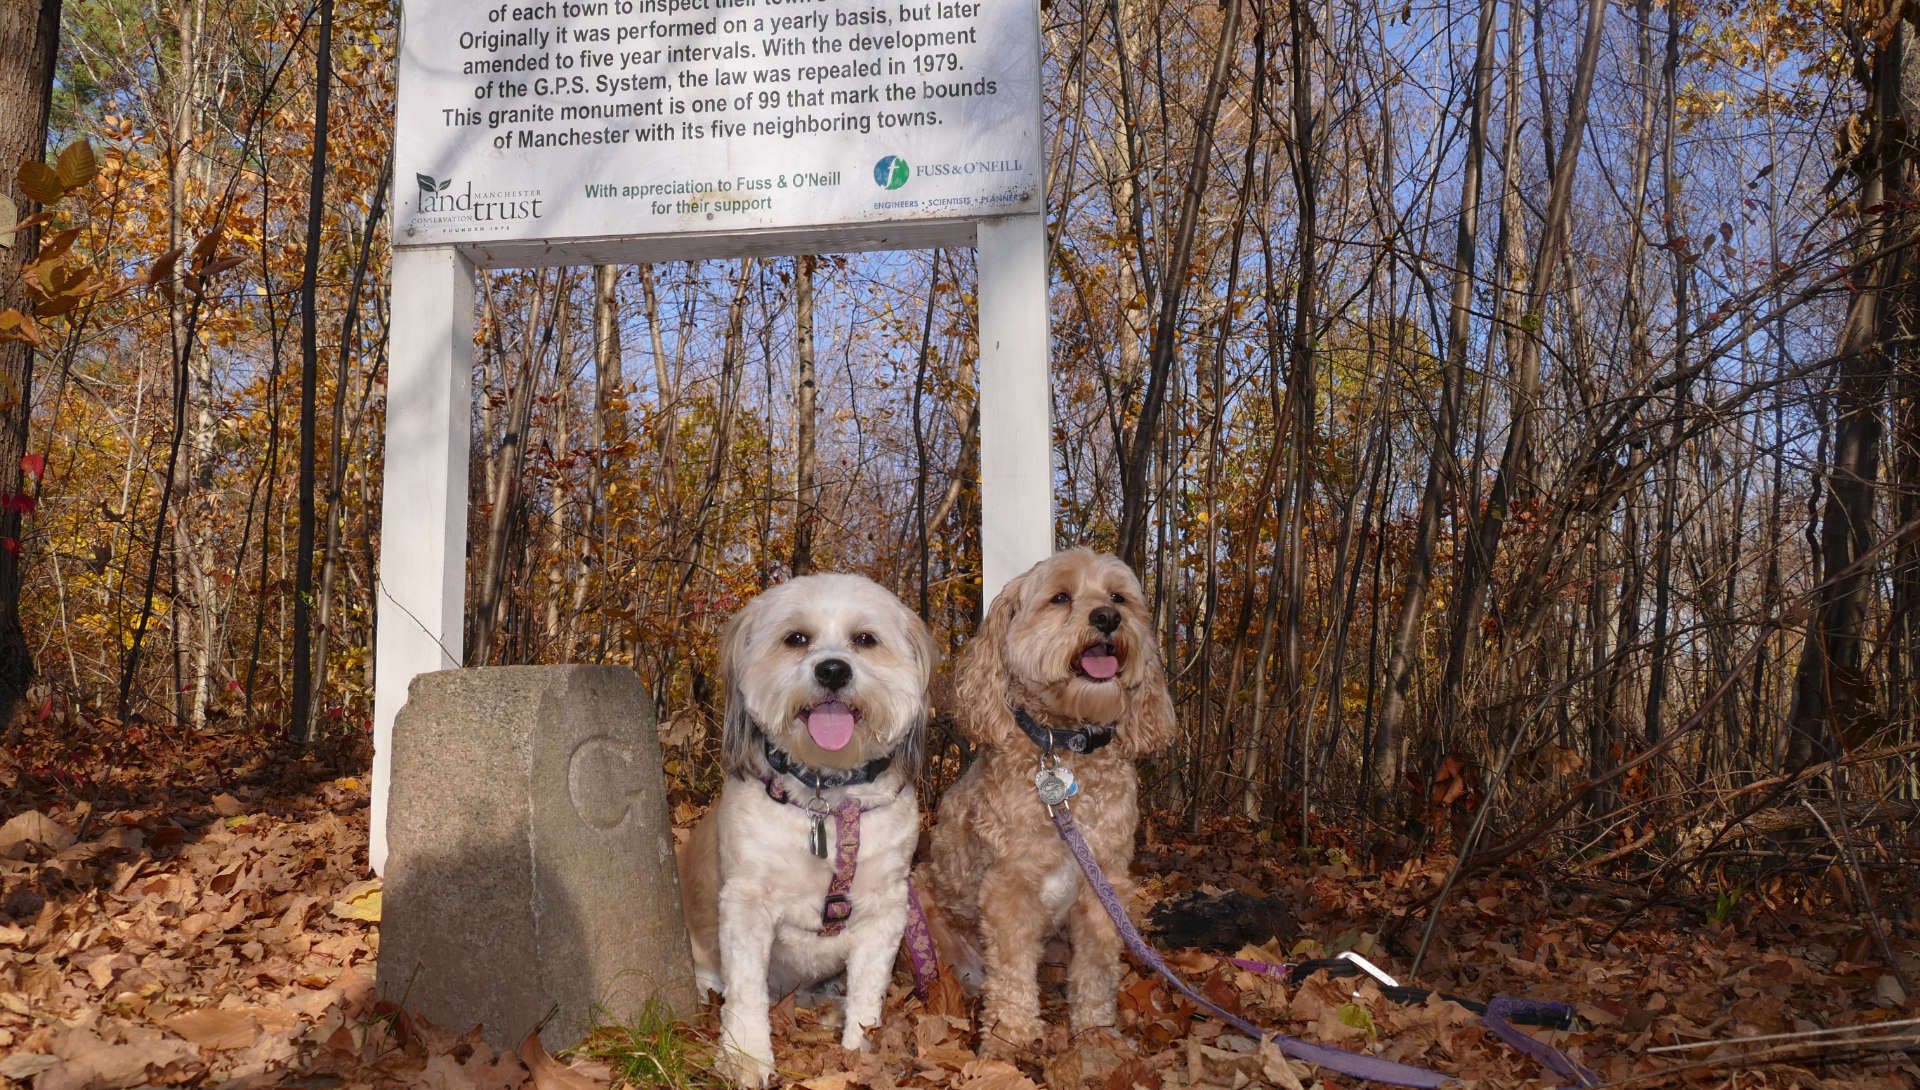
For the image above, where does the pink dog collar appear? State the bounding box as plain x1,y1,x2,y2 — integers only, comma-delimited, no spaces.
757,776,889,936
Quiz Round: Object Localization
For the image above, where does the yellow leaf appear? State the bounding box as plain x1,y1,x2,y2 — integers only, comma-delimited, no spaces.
331,878,382,921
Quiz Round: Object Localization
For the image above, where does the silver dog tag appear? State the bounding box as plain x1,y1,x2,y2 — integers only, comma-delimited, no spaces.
1035,765,1077,807
809,814,830,858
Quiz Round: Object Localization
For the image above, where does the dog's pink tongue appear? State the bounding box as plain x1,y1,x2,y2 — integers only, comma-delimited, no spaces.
807,702,857,750
1080,650,1119,679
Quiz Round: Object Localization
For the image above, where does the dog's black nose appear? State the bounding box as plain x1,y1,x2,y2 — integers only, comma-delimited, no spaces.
1090,606,1121,635
814,658,852,690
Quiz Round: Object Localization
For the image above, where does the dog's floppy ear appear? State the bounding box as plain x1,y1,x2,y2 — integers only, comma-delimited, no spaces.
718,591,764,776
896,607,939,777
1116,641,1177,758
953,569,1027,748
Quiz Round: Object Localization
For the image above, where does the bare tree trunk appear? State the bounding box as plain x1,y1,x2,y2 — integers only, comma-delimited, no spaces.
1787,18,1918,771
171,0,216,731
1196,14,1265,822
1435,0,1608,734
312,159,389,721
1370,0,1498,800
580,263,621,656
792,254,818,576
290,0,332,743
0,0,62,728
543,311,577,654
473,274,566,661
1642,1,1691,743
1115,0,1244,567
1272,0,1318,801
673,260,755,613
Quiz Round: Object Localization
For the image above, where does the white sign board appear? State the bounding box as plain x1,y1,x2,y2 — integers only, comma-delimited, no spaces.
395,0,1043,261
374,0,1054,876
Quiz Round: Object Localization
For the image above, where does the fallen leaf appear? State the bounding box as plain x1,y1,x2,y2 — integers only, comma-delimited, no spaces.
39,1025,196,1090
331,878,383,921
959,1057,1039,1090
519,1029,607,1090
1256,1038,1307,1090
0,1053,58,1080
0,809,77,858
164,1005,295,1050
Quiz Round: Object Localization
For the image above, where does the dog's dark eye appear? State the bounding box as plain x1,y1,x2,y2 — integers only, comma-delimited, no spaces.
1050,591,1071,605
1110,592,1126,604
783,631,809,647
852,632,879,648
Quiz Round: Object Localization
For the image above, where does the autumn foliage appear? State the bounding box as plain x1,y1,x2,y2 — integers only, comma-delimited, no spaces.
2,0,1920,1083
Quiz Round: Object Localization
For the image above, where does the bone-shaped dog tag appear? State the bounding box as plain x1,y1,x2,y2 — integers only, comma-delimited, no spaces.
1035,765,1077,807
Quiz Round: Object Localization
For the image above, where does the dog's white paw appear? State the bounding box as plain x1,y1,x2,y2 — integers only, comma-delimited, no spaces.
717,1044,776,1088
839,1022,871,1051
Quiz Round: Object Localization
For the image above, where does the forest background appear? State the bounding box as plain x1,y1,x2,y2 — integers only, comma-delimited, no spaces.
1,0,1918,915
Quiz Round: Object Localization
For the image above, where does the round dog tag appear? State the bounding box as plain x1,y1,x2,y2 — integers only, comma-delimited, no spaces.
1035,765,1077,807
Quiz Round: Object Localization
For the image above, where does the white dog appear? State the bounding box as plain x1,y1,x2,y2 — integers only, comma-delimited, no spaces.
676,573,936,1086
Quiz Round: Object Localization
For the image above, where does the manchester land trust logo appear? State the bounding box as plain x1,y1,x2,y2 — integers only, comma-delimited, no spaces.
411,170,545,227
873,156,910,190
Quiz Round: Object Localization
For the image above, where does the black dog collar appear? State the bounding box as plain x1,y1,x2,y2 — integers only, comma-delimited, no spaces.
1014,707,1114,755
761,735,893,791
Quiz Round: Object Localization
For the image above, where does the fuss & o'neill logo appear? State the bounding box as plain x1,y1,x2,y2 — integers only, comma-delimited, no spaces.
872,156,910,190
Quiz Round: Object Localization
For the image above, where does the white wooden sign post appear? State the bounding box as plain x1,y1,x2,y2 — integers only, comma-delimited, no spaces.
372,0,1053,871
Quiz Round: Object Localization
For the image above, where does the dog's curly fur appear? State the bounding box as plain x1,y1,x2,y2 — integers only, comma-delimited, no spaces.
924,548,1175,1049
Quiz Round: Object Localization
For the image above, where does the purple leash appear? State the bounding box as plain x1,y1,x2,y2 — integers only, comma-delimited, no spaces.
1050,807,1458,1089
1484,996,1599,1087
761,774,939,998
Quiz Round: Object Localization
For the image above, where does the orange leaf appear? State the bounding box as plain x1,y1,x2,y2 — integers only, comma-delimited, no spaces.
192,226,224,266
31,294,75,319
140,245,185,288
200,253,247,278
518,1029,607,1090
0,308,42,347
163,1007,290,1050
40,227,80,262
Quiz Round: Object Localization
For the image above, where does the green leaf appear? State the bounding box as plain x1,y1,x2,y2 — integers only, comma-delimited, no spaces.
55,139,97,190
18,162,63,205
415,172,437,193
437,178,451,192
1335,1002,1376,1036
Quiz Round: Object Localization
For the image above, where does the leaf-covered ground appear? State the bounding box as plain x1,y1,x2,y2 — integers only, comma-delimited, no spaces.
3,719,1917,1089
